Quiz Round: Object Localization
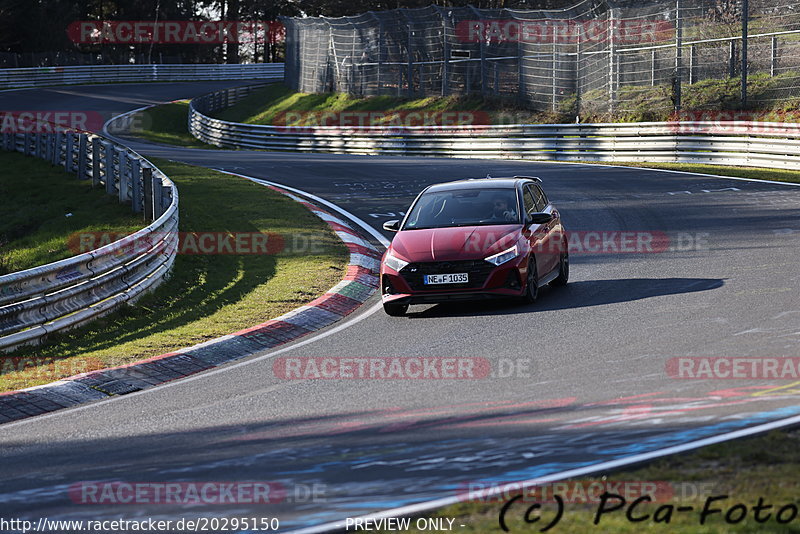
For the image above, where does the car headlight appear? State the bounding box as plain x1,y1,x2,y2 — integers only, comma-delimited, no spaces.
384,251,409,272
484,245,519,266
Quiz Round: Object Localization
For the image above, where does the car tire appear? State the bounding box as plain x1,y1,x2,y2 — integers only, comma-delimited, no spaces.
383,301,408,317
552,249,569,287
521,256,539,303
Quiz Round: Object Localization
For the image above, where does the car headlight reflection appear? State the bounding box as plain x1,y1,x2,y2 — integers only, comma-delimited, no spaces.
384,251,409,272
484,245,519,266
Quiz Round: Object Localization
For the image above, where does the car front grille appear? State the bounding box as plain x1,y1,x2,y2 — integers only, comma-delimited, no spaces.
400,260,495,291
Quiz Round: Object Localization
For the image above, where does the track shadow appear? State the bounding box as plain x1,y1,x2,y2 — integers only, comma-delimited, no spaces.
406,277,725,318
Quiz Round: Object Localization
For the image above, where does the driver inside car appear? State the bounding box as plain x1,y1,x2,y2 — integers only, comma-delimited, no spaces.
490,195,517,222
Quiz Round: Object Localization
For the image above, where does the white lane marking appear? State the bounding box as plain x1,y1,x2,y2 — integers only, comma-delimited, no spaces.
286,411,800,534
220,172,391,247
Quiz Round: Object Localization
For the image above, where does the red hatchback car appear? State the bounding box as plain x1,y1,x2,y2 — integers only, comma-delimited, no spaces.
380,176,568,316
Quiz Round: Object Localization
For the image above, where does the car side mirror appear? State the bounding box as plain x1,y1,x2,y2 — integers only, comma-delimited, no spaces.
383,219,401,232
527,212,553,225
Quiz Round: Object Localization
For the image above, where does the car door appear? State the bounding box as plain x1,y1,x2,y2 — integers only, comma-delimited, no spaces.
521,185,549,277
529,184,559,275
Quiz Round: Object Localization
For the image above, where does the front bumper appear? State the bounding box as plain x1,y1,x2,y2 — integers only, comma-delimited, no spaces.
380,256,526,305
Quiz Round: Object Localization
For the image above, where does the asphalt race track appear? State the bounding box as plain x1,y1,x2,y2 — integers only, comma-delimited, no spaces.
1,83,800,531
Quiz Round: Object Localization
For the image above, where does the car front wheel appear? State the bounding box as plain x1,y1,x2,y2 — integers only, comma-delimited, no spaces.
552,250,569,286
521,256,539,303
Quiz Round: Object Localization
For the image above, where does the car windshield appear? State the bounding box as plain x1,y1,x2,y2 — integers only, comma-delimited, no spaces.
403,187,520,230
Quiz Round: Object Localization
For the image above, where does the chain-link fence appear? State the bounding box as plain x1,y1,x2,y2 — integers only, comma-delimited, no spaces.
283,0,800,120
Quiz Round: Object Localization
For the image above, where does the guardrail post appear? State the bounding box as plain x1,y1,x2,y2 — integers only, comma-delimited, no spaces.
44,133,54,163
24,133,34,156
118,149,129,203
131,158,142,213
77,134,88,179
64,132,74,172
91,138,102,186
103,141,115,195
152,174,163,220
143,166,154,220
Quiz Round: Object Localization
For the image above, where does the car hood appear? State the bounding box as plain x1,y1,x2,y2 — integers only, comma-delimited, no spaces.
390,225,520,262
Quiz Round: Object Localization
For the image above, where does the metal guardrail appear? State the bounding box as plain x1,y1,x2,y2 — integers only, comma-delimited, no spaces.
0,131,179,352
0,63,284,89
189,87,800,170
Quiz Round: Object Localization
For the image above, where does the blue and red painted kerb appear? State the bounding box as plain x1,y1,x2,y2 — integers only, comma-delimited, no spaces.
0,185,381,424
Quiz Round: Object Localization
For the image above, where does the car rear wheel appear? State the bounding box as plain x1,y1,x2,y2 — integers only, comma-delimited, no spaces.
383,301,408,316
552,250,569,287
521,256,539,303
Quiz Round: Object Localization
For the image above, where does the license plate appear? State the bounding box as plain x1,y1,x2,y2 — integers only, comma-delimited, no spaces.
424,273,469,285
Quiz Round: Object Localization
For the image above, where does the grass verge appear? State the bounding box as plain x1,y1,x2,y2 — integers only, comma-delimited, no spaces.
373,428,800,533
211,83,546,125
129,101,215,148
0,158,348,392
0,151,142,275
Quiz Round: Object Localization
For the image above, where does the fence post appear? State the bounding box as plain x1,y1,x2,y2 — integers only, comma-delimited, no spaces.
518,39,525,103
728,41,736,78
378,19,384,95
771,36,778,77
143,166,154,220
407,26,413,98
674,0,683,112
609,7,617,114
689,44,696,84
741,0,748,107
575,40,582,119
552,40,557,112
442,17,449,96
651,49,656,86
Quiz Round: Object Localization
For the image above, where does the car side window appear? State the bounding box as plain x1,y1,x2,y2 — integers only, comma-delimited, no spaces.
522,187,536,215
531,185,548,212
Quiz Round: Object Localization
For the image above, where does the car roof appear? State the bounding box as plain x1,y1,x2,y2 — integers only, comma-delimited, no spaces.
425,176,541,193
